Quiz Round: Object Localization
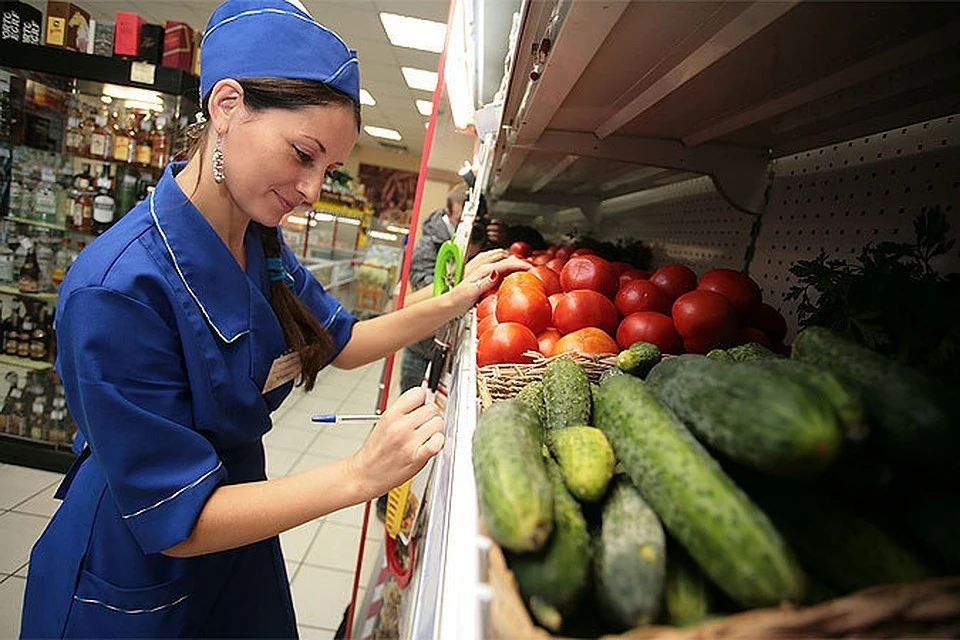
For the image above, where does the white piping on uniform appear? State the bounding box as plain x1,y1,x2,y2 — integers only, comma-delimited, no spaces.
74,594,189,614
149,193,249,344
202,8,349,50
323,303,343,330
121,461,223,520
324,57,360,85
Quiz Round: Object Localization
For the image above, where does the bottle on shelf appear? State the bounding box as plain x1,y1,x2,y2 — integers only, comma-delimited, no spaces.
66,240,85,275
17,246,40,294
50,237,69,292
136,114,153,166
114,163,139,218
92,164,116,235
151,114,169,169
89,112,112,160
64,96,85,156
30,307,48,361
35,235,54,293
112,110,131,163
17,309,33,358
69,164,94,232
13,236,30,278
4,302,20,357
0,300,5,354
29,397,45,441
32,180,57,223
0,241,14,285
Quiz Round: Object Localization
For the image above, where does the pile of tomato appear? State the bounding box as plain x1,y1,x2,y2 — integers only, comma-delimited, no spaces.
476,242,789,367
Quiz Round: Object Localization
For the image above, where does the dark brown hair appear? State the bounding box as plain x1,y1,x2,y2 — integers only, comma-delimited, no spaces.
190,77,360,390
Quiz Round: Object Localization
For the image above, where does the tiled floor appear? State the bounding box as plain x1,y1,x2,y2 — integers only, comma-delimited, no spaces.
0,359,394,640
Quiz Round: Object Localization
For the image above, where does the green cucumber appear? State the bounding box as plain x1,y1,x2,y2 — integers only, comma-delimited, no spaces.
546,426,615,502
616,341,662,378
594,375,806,608
542,358,592,431
705,348,734,362
664,547,713,627
645,355,842,478
514,380,546,432
508,457,591,632
599,366,625,385
727,342,776,361
472,400,553,552
594,476,666,630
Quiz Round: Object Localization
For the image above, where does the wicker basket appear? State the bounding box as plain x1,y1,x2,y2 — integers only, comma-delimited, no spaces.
487,539,960,639
478,352,618,408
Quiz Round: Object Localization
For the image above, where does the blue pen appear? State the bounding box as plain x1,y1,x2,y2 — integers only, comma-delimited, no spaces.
311,413,380,424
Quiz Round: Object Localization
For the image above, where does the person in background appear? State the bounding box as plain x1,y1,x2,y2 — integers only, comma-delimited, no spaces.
19,1,526,637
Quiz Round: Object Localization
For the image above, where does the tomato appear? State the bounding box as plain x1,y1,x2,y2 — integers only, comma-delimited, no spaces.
476,313,499,337
560,256,618,299
477,323,539,366
537,328,562,356
650,264,698,301
477,294,497,320
683,336,716,355
552,327,618,356
532,254,551,266
609,261,634,276
571,248,596,256
548,293,564,314
671,290,738,350
747,303,788,344
618,269,649,288
500,271,545,293
509,241,532,258
615,280,672,316
495,285,552,334
546,258,566,273
555,246,573,261
736,326,774,350
529,266,562,296
616,312,683,353
546,246,557,258
697,269,762,317
553,289,619,336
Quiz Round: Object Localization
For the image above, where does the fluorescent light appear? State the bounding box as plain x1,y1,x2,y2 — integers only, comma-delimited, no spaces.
444,0,476,130
359,89,376,106
401,67,438,92
102,84,164,106
368,230,399,242
286,214,309,226
364,125,402,141
386,224,409,234
379,13,446,53
313,212,334,222
336,216,362,226
415,99,433,116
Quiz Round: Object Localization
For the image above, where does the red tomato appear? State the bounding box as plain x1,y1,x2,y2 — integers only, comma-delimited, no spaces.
537,328,562,356
548,293,564,314
500,271,545,293
553,289,619,336
697,269,762,318
532,250,548,257
571,248,596,256
546,258,566,273
737,327,774,350
529,266,562,296
616,312,683,353
618,269,649,288
610,261,634,276
477,294,497,320
546,247,557,258
479,285,498,301
495,285,552,334
747,303,788,344
683,336,716,355
672,290,738,350
509,241,532,258
615,280,672,316
560,256,618,299
532,254,551,266
477,323,539,366
476,313,499,337
552,327,618,356
650,264,698,301
555,246,573,261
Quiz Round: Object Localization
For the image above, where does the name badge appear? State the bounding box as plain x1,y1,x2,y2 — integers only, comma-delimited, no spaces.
262,352,301,394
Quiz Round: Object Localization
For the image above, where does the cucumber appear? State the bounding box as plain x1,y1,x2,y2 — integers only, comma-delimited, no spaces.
599,366,625,385
727,342,776,361
472,400,553,552
646,355,842,478
664,547,713,627
594,476,666,630
705,348,734,362
514,380,546,431
508,457,591,632
542,358,592,431
594,375,806,608
546,426,615,502
616,341,662,378
742,358,869,443
792,327,958,468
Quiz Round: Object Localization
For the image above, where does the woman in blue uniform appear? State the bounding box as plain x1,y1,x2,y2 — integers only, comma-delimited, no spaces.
19,1,525,637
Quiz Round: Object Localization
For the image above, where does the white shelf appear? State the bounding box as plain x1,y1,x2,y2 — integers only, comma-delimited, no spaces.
0,285,58,303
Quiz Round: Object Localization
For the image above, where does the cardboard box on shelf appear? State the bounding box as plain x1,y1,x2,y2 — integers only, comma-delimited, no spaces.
138,23,163,65
44,1,90,51
91,19,113,57
113,11,145,57
161,21,195,72
1,1,43,45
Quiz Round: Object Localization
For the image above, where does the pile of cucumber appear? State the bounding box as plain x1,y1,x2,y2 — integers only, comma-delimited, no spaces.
472,327,959,635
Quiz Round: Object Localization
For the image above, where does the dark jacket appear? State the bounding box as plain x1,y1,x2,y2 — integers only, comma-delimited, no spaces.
406,209,452,357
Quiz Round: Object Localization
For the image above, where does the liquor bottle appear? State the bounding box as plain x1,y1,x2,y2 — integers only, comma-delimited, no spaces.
4,301,19,356
35,236,54,293
30,307,47,361
135,115,153,166
92,165,116,235
0,300,5,354
50,237,69,292
29,397,45,440
112,110,131,163
0,241,14,284
89,113,112,160
32,180,57,222
151,114,169,168
64,97,85,156
17,247,40,294
17,309,33,358
69,164,94,231
114,163,138,218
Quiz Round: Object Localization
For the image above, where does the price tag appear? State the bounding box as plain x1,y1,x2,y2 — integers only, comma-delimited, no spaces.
129,62,156,85
41,167,55,182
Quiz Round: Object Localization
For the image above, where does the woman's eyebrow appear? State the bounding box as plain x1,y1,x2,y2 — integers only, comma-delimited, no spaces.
307,136,327,154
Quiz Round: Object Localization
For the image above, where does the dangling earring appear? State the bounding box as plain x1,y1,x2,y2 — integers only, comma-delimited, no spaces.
213,132,225,183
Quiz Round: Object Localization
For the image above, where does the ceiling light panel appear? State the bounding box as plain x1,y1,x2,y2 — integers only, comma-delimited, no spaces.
359,89,376,106
415,100,433,116
401,67,439,92
379,13,446,53
364,126,403,141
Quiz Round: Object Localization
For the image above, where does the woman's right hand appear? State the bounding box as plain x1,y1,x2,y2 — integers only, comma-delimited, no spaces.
347,387,444,498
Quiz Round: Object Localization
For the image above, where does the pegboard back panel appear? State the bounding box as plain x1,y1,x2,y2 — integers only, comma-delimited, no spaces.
752,114,960,339
598,175,755,272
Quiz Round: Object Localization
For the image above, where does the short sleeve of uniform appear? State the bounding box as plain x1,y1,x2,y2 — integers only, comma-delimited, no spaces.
281,244,357,358
56,287,226,555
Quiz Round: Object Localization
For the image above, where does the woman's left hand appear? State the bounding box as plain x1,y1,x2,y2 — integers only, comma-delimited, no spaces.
450,252,530,315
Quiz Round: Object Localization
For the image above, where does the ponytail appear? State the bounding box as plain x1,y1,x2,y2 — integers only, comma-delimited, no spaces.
253,222,336,391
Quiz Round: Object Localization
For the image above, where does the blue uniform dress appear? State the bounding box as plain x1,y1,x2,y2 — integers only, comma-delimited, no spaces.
20,162,357,638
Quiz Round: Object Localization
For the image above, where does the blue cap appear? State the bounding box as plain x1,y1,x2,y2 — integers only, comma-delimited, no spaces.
200,0,360,104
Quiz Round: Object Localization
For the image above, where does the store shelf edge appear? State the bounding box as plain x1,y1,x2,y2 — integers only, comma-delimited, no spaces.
0,433,75,473
0,41,199,99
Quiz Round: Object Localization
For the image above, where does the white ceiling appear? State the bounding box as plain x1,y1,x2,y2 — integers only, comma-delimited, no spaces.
23,0,474,163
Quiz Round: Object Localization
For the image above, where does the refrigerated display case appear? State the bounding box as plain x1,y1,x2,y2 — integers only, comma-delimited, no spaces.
354,1,960,638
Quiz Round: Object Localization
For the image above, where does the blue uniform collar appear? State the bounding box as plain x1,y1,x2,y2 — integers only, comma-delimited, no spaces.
150,163,252,343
